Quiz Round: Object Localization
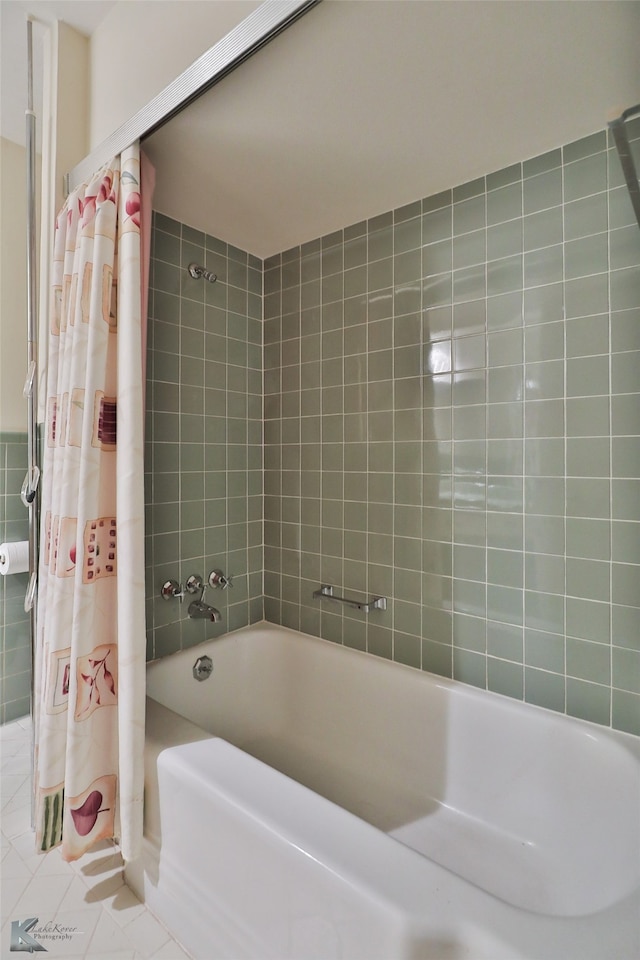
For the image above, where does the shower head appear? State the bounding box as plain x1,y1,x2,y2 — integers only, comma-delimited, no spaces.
187,262,217,283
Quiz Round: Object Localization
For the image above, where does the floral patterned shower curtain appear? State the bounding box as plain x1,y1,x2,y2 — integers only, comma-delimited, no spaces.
34,143,148,862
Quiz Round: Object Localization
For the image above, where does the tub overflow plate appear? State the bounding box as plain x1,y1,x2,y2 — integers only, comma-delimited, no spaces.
193,655,213,681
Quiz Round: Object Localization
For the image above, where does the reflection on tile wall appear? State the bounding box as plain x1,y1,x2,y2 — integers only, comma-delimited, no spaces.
0,433,31,722
144,214,263,660
263,124,640,735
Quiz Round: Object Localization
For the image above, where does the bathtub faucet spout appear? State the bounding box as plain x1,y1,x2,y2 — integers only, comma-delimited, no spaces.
188,599,222,622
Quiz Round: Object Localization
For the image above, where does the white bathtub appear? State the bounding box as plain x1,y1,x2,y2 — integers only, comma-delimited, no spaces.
125,622,640,960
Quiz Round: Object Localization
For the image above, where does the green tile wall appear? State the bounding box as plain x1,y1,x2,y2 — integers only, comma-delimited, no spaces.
263,122,640,736
0,433,31,722
145,214,263,659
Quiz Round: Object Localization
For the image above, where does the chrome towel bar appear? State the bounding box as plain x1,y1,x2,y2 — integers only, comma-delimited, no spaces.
313,584,387,614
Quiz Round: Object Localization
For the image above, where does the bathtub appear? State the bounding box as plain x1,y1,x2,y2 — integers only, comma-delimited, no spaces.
125,622,640,960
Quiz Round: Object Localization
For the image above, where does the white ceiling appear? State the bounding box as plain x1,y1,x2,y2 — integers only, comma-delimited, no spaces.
143,0,640,260
0,0,116,147
2,0,639,258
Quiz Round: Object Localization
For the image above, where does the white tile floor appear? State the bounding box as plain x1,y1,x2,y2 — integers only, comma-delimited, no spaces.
1,717,193,959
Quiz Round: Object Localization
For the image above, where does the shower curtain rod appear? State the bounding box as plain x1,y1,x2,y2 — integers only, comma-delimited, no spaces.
608,104,640,231
25,14,40,830
64,0,320,195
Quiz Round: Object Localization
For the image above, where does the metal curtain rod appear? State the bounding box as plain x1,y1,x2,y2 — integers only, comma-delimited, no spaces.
25,14,40,830
64,0,321,195
608,104,640,231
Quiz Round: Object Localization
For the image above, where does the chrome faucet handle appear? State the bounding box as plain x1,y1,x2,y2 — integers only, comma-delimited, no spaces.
185,574,204,595
161,579,184,602
208,569,233,590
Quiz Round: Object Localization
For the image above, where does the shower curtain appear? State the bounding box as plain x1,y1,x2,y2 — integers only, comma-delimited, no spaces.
34,143,150,862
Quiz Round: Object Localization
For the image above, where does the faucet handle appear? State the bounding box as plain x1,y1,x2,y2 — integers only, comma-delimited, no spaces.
185,574,204,595
161,579,184,602
208,569,233,590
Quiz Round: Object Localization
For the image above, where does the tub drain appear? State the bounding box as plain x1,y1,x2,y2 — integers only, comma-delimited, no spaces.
192,655,213,681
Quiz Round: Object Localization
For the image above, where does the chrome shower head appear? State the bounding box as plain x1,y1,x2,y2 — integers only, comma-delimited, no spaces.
187,262,217,283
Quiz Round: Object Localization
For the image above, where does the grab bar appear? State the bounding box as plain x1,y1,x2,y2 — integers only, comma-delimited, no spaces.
313,584,387,613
